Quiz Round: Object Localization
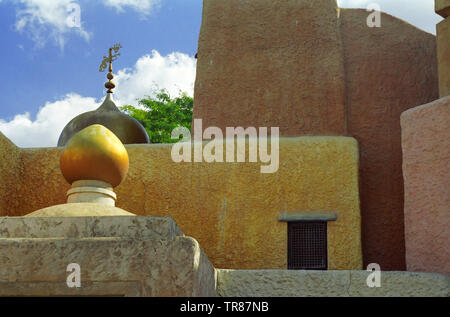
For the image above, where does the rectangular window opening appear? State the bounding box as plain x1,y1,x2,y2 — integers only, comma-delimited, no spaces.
287,221,328,270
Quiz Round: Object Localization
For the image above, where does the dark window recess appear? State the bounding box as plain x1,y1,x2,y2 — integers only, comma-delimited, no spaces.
288,222,327,270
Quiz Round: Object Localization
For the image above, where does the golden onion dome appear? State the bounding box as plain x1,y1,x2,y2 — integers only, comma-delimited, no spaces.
60,124,129,187
57,94,149,146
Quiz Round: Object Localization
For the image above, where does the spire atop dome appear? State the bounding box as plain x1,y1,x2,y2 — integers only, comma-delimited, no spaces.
99,43,122,94
57,43,149,147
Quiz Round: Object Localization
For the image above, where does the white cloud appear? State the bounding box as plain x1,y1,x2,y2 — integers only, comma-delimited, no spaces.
13,0,91,50
0,94,99,148
113,50,196,107
337,0,443,35
7,0,160,50
0,50,196,148
103,0,160,15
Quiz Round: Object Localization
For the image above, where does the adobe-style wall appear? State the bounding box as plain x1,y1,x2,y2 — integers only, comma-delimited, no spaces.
0,133,23,217
339,9,439,270
436,0,450,97
401,96,450,276
0,134,363,270
193,0,439,270
437,18,450,97
194,0,346,136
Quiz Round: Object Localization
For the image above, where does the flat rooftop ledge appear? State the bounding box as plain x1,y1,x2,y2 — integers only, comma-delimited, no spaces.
0,215,184,239
278,212,338,222
216,269,450,297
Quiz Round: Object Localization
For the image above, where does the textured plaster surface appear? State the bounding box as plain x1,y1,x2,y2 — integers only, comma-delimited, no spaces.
401,96,450,276
193,0,439,270
0,281,143,297
0,215,184,239
0,135,362,270
435,0,450,18
0,216,216,297
0,133,22,217
216,269,450,297
19,146,71,213
194,0,347,136
0,237,216,297
340,9,439,271
437,18,450,97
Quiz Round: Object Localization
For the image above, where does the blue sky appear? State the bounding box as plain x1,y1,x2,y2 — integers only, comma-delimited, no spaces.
0,0,443,147
0,0,202,118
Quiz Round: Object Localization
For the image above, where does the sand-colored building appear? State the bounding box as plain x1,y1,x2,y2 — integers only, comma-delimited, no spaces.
0,0,448,296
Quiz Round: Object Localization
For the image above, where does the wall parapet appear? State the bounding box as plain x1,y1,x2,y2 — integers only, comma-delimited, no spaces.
216,269,450,297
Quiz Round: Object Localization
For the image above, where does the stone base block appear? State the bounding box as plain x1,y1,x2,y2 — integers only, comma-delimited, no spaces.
0,215,184,239
0,216,216,297
0,281,143,297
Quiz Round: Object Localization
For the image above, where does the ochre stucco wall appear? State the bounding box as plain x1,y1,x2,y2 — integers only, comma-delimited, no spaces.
0,133,23,217
193,0,439,270
401,96,450,276
0,134,362,270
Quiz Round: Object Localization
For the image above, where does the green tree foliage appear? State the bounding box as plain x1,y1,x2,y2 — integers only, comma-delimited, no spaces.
121,89,193,144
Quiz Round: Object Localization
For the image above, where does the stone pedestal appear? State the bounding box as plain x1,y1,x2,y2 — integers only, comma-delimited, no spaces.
67,180,116,206
0,215,217,296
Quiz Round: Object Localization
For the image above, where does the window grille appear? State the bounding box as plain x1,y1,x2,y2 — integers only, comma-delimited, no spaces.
288,221,327,270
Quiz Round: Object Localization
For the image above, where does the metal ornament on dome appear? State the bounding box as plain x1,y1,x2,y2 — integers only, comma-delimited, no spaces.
57,44,150,147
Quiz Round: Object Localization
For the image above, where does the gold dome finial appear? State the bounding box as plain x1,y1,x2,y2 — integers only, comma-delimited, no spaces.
99,43,122,93
60,124,129,188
